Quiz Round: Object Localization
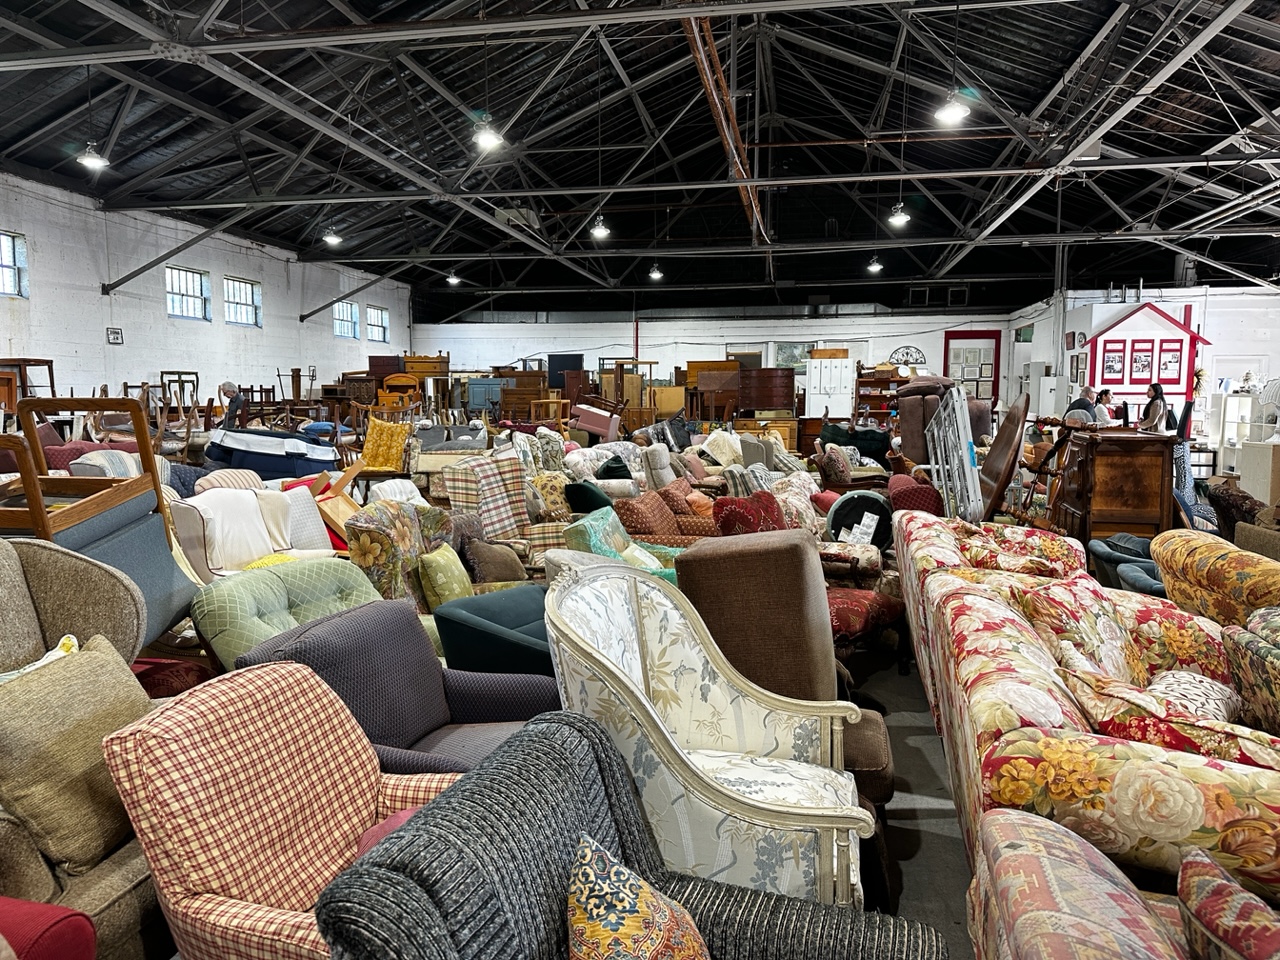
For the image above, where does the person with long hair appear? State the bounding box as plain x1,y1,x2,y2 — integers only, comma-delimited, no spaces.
1138,383,1170,431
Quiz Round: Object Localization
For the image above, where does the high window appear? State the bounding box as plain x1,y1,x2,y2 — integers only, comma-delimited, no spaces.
224,276,262,326
0,232,29,298
333,300,359,339
165,266,210,320
367,305,389,343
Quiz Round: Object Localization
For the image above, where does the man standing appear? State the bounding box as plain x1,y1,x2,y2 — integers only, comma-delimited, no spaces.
1064,386,1097,422
219,381,245,428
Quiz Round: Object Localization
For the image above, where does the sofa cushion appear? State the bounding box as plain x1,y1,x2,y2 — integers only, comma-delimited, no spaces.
1062,669,1280,772
0,636,151,875
568,834,710,960
713,491,785,537
613,492,681,539
1223,619,1280,736
1178,846,1280,960
657,477,695,515
1146,670,1243,723
418,544,475,612
1019,572,1143,686
810,490,839,514
530,472,572,522
356,804,422,859
686,748,861,811
595,455,632,481
680,452,709,481
565,481,613,514
465,540,529,584
364,417,412,471
193,468,263,494
827,589,905,648
620,543,664,571
685,491,713,517
411,721,528,773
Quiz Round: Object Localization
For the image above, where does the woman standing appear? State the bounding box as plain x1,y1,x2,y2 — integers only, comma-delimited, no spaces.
1138,383,1171,431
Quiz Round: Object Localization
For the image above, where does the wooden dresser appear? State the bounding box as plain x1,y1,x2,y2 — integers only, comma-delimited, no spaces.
1048,429,1176,544
738,368,795,415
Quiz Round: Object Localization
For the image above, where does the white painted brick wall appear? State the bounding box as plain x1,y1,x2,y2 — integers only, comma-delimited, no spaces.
0,172,411,400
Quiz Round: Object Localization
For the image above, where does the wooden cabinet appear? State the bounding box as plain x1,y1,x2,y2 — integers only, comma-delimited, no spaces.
854,362,904,427
1048,430,1175,544
738,368,795,415
464,377,513,414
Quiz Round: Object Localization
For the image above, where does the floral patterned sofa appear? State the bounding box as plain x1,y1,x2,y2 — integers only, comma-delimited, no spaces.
1151,528,1280,627
892,510,1087,725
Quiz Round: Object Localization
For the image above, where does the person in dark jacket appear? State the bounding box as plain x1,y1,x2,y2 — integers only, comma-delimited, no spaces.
1064,386,1097,422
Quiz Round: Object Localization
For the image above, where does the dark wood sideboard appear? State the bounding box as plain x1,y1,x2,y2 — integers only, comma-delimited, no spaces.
1048,429,1176,545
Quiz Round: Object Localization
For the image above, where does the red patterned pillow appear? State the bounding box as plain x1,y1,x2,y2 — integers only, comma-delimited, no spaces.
886,473,944,515
613,491,681,538
828,589,905,646
1062,669,1280,772
1019,572,1144,686
810,490,840,514
712,491,785,536
1179,846,1280,960
656,477,695,515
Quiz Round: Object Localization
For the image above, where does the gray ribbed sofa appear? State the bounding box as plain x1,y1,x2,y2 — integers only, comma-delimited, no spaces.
316,711,949,960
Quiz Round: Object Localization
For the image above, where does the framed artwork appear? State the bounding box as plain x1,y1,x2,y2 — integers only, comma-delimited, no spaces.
1070,354,1079,382
1077,352,1089,383
950,347,963,365
774,342,816,369
1101,339,1126,384
1130,339,1154,384
980,362,993,378
948,364,961,379
976,381,993,399
1159,338,1183,384
106,327,124,345
963,347,981,365
980,348,994,364
1065,332,1076,350
963,365,980,379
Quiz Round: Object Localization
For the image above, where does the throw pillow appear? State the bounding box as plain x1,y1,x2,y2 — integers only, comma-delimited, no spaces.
530,472,573,522
613,492,681,539
680,452,709,481
595,455,632,481
525,480,548,524
363,417,413,471
1146,670,1243,723
0,636,152,875
464,540,530,584
621,543,664,571
1178,846,1280,960
565,481,614,514
1062,669,1280,772
811,490,840,514
1019,572,1144,686
568,834,710,960
685,492,713,517
657,477,695,516
357,804,424,858
721,464,755,498
418,544,476,612
713,490,786,536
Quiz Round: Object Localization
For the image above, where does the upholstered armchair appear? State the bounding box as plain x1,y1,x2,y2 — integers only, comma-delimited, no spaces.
442,455,567,566
190,558,381,671
237,598,560,772
1151,529,1280,627
563,507,683,584
102,662,461,960
317,713,949,960
545,566,876,907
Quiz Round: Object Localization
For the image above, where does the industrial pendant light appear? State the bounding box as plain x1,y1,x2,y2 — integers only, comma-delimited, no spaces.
867,255,883,273
591,215,611,239
888,203,910,226
888,44,911,228
473,33,503,152
590,34,610,241
321,226,343,245
648,262,663,280
76,67,110,169
934,3,970,126
446,270,462,285
318,116,352,247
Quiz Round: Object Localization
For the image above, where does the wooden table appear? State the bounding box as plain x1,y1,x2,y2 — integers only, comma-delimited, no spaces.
1048,429,1176,544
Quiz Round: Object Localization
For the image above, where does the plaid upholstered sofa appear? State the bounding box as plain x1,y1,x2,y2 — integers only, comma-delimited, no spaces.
316,712,950,960
442,455,568,567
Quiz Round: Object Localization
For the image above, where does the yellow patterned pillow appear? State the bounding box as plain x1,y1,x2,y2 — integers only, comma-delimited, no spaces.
568,834,709,960
363,417,413,471
243,553,297,570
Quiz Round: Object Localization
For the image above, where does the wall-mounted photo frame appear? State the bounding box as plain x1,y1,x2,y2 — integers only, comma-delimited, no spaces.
1159,338,1183,384
1070,354,1080,382
1101,339,1126,384
962,365,980,379
106,327,124,345
1077,351,1089,383
976,381,993,399
980,362,993,378
963,347,981,365
1064,332,1076,350
948,364,962,379
1130,339,1154,384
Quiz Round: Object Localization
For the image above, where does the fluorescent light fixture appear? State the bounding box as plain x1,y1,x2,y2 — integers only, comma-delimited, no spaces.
648,263,663,280
446,270,462,286
472,119,503,152
77,141,109,169
888,202,910,227
867,255,883,273
321,227,343,245
590,214,610,239
934,90,970,126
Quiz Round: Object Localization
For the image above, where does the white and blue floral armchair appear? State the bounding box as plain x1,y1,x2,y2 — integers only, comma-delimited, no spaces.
544,566,876,908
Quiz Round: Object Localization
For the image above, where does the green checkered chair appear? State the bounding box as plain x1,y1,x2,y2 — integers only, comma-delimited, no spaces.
190,558,380,671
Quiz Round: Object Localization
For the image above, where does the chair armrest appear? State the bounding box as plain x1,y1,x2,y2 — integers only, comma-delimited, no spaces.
168,893,329,960
441,670,560,723
662,874,949,960
373,743,472,776
376,771,463,819
0,807,58,903
11,539,148,663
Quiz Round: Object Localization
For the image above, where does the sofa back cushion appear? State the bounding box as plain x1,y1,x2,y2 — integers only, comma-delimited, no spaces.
1152,529,1280,628
656,477,694,516
0,539,45,673
713,491,786,537
1017,573,1143,686
238,599,448,750
193,468,264,494
0,636,151,875
613,492,681,539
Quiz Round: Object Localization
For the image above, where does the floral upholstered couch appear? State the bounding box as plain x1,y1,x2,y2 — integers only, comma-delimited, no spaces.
1152,528,1280,627
893,510,1087,725
919,557,1280,902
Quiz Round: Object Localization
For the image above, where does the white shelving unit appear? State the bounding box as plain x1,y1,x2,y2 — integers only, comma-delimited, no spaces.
1213,394,1267,474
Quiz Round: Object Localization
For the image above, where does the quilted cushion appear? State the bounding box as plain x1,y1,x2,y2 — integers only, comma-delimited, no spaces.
613,492,680,539
827,589,905,647
713,491,785,536
1178,846,1280,960
657,477,695,515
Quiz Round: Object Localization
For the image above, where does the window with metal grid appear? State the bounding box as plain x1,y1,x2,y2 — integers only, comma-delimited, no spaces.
333,300,359,339
166,266,210,320
367,305,389,343
0,232,28,297
224,276,262,326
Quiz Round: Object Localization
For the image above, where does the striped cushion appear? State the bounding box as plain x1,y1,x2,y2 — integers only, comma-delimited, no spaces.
195,468,265,494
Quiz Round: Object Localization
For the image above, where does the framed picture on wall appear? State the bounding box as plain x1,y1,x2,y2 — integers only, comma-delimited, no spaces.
980,362,993,378
1070,354,1079,382
963,348,981,365
948,364,962,379
1077,352,1089,383
977,381,993,399
1159,339,1183,384
1130,339,1154,384
962,365,980,379
1101,339,1126,384
1065,332,1076,351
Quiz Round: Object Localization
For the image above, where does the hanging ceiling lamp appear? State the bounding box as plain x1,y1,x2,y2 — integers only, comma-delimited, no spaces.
867,255,884,273
321,226,343,245
589,33,611,242
472,117,503,151
934,3,970,126
887,203,910,227
648,262,663,280
591,215,611,239
76,67,109,169
446,270,462,285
